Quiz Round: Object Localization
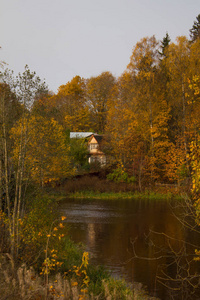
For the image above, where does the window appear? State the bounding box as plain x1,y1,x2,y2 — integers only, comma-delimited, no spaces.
90,143,98,150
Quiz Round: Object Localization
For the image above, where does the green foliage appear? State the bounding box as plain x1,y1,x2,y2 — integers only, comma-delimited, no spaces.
176,163,189,181
87,265,110,296
68,190,176,200
81,263,135,300
107,167,136,183
69,138,89,170
61,236,83,270
159,32,171,57
190,14,200,42
102,277,133,300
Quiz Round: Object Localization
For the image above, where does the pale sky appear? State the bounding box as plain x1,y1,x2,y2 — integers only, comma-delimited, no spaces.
1,0,199,93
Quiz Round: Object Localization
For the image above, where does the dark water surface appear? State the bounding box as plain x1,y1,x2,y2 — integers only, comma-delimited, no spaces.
59,197,199,299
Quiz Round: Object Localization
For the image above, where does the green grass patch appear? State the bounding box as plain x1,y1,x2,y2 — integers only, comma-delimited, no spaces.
68,190,180,201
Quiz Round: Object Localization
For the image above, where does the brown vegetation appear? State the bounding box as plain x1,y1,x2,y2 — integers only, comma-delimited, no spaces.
0,255,85,300
63,174,137,194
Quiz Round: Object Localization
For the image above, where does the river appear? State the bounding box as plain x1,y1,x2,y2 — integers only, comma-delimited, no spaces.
59,197,200,299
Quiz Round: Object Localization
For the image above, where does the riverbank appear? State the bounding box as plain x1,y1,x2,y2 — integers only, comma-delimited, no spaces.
50,173,183,202
47,185,182,203
67,190,180,200
0,259,158,299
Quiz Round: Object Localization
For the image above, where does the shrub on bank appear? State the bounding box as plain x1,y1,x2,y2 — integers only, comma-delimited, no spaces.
107,167,136,184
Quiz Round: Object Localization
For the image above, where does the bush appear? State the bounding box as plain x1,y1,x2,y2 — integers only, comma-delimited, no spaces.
107,167,136,184
18,194,76,274
87,265,110,296
102,277,133,300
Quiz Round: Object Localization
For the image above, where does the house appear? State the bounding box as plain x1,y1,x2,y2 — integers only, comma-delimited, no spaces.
70,132,106,167
88,134,106,166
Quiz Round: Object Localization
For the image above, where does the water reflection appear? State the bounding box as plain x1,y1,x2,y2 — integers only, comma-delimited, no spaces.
59,198,199,299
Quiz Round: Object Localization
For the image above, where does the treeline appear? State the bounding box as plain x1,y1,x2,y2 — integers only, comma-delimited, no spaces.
10,14,199,189
1,18,200,191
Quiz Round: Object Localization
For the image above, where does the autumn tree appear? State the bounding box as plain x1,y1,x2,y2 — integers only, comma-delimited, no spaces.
106,85,147,189
126,36,169,183
163,37,191,175
106,36,173,185
11,115,73,186
106,83,134,165
127,36,159,154
105,72,139,166
31,91,55,119
52,76,91,131
0,83,22,211
1,66,48,260
86,72,116,133
184,43,200,159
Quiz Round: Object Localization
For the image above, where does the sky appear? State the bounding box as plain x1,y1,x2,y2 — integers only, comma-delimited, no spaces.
1,0,200,93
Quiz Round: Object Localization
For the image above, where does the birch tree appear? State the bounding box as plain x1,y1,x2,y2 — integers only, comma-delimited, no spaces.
1,66,48,260
86,72,116,133
10,115,73,186
164,37,191,177
127,36,165,182
51,76,91,131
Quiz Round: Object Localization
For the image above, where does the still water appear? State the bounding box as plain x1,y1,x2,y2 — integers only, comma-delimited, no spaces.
59,197,199,299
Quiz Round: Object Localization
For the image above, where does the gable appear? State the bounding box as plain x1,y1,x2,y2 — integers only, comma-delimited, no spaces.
88,134,103,145
89,136,98,144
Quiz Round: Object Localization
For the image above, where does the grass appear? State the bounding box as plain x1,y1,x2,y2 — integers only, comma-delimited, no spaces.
57,174,182,201
0,256,158,300
68,190,180,201
43,181,181,202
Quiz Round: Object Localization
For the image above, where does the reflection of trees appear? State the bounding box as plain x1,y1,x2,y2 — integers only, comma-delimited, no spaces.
85,200,186,297
66,198,200,298
130,197,200,299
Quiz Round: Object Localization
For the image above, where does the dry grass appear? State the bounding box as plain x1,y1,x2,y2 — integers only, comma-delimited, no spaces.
64,175,137,194
0,255,158,300
0,255,82,300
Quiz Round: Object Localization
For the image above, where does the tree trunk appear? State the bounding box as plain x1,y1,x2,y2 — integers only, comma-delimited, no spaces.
182,80,190,176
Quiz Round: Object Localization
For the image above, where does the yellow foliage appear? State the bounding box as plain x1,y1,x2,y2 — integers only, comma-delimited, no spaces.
69,251,90,298
71,281,78,287
10,115,74,185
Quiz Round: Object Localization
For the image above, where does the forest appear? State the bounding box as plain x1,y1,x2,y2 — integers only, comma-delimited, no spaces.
0,13,200,300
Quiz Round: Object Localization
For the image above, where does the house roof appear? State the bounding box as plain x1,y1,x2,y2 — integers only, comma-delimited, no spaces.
88,134,103,144
70,132,94,139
